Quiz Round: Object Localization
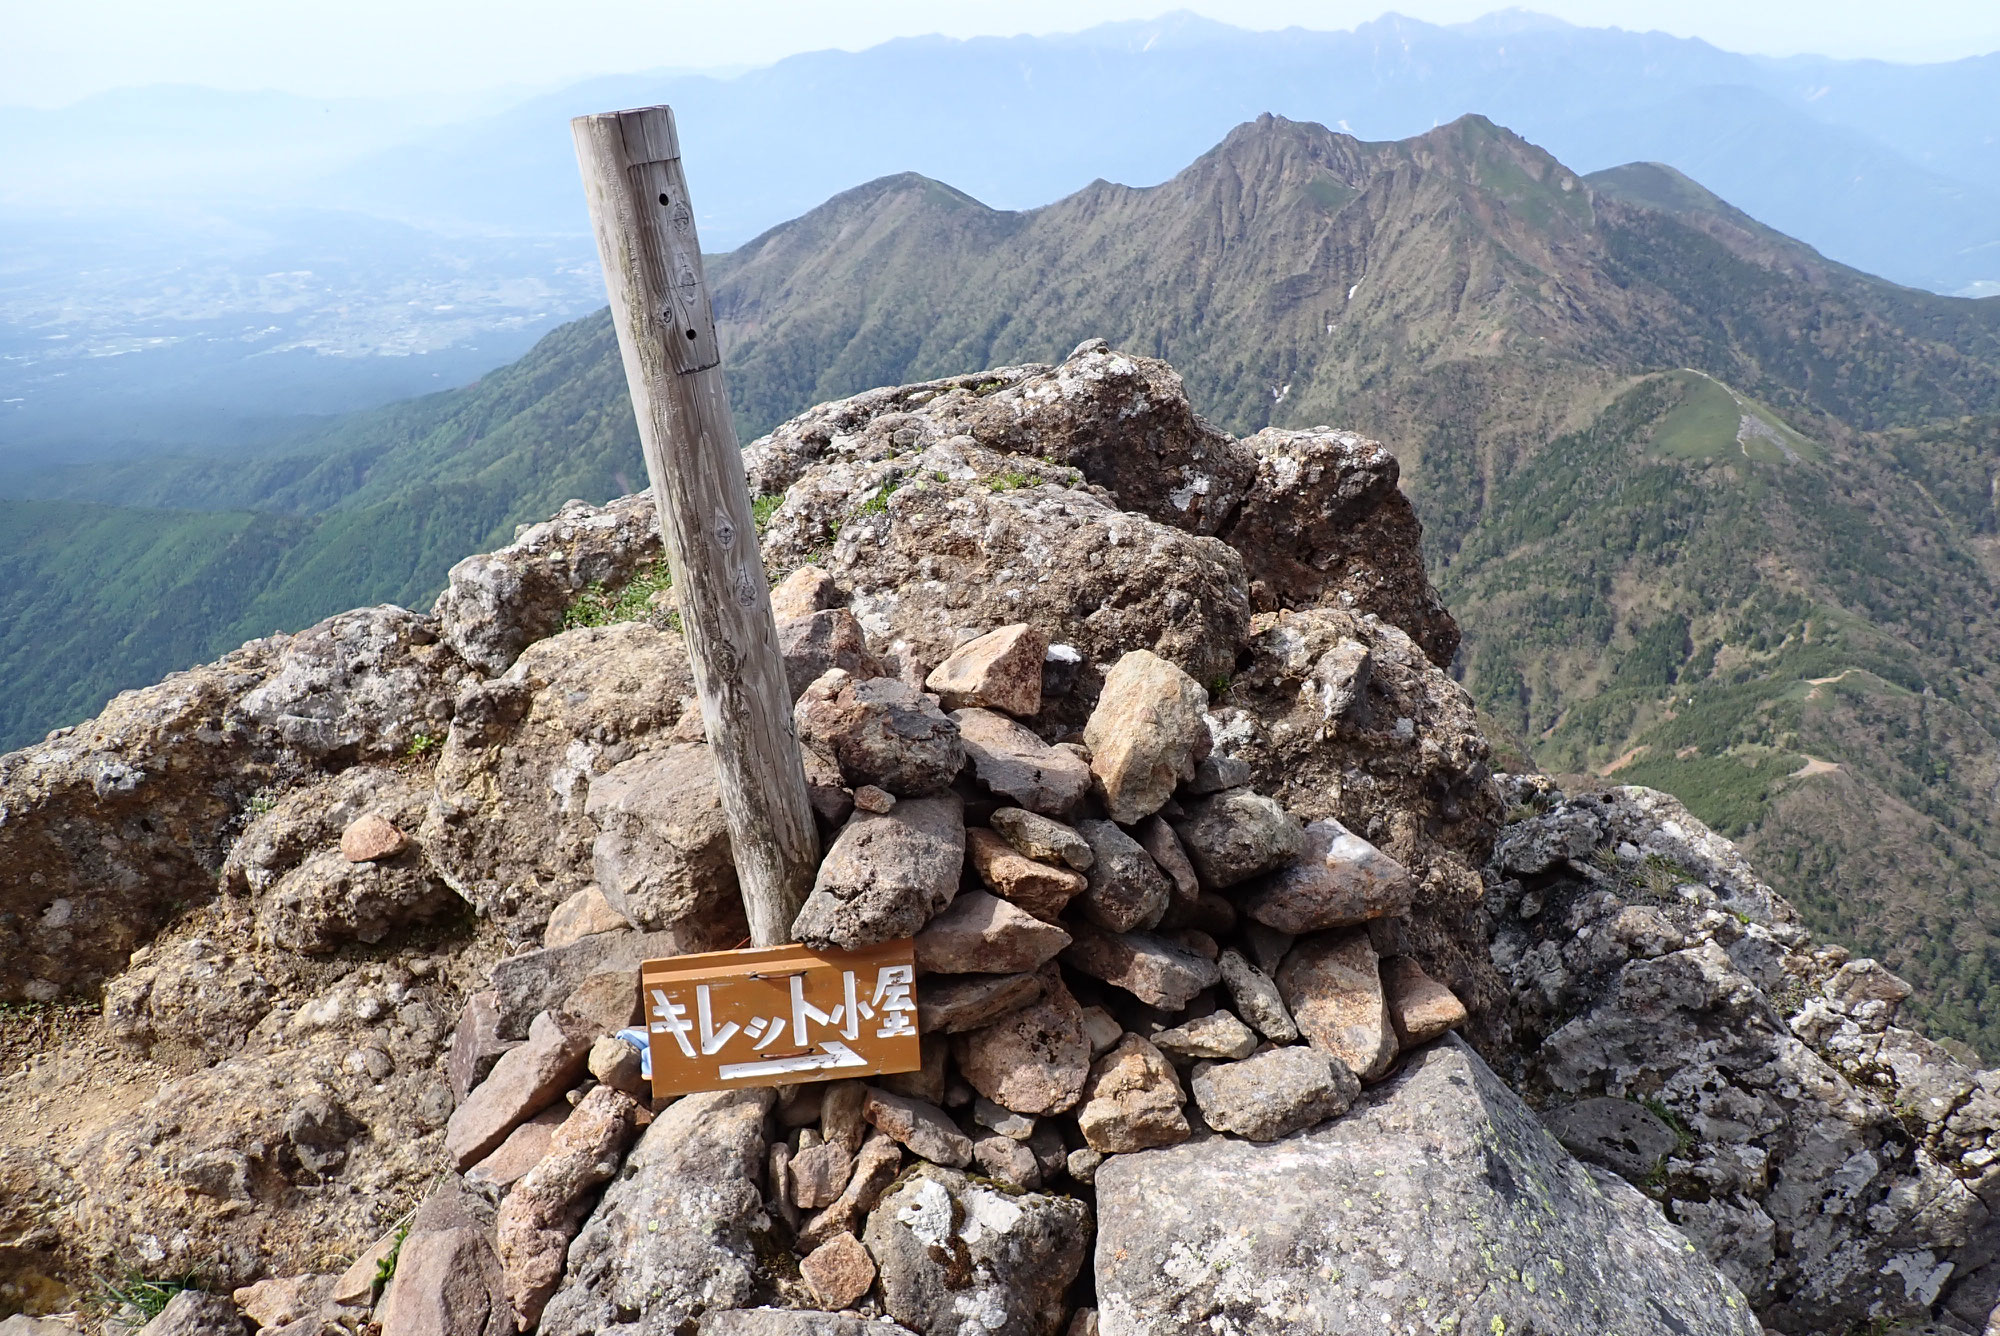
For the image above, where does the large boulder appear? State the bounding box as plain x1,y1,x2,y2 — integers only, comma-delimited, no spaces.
793,795,966,950
539,1090,778,1336
1093,1036,1762,1335
585,743,744,937
0,605,467,1002
419,622,695,936
862,1164,1092,1336
432,492,662,676
1487,783,2000,1334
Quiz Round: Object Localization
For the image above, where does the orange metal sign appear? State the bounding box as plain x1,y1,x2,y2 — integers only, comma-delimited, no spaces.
640,940,923,1098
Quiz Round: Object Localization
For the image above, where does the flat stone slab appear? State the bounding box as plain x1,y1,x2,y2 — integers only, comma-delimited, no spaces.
1094,1036,1763,1336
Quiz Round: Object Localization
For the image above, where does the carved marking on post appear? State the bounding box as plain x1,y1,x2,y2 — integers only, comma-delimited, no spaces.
574,105,819,946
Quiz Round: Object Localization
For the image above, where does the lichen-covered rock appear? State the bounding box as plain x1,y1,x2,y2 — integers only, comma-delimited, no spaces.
420,622,695,936
539,1090,776,1336
1,605,467,1001
432,492,662,676
1094,1036,1762,1335
1486,783,2000,1334
793,795,966,949
794,673,965,797
585,743,744,937
862,1164,1092,1336
1188,1043,1357,1141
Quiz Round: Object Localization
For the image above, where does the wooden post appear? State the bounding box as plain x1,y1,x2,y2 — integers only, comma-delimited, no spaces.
572,104,819,946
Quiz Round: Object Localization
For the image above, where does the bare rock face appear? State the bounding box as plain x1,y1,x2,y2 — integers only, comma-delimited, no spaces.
952,707,1092,817
1219,606,1503,1028
420,622,696,935
585,743,744,937
1075,1035,1190,1153
862,1165,1092,1336
1084,651,1211,826
794,672,965,797
1095,1037,1761,1336
432,492,662,676
64,962,460,1290
1217,427,1458,667
539,1090,776,1336
1240,817,1413,934
759,437,1249,720
1,605,466,1002
793,795,966,950
1486,783,2000,1334
1277,929,1397,1083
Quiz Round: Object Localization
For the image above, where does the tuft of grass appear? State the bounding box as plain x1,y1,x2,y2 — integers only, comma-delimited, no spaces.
1639,1097,1697,1154
403,732,441,759
97,1272,196,1322
854,491,891,518
563,559,676,631
751,494,783,532
1209,673,1231,698
375,1219,412,1289
986,469,1045,493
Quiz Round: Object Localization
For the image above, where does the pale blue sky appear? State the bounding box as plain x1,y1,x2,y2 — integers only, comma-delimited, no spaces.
5,0,1998,107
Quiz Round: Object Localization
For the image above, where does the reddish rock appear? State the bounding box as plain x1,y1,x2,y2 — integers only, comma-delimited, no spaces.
925,624,1048,719
966,827,1087,921
953,964,1089,1116
340,813,409,863
464,1103,570,1194
861,1088,972,1168
799,1231,877,1310
1075,1035,1190,1153
1083,650,1209,824
913,889,1070,974
1242,818,1414,933
543,885,630,949
1277,929,1397,1082
444,1009,596,1169
496,1085,641,1329
769,565,840,621
952,707,1092,817
1381,954,1468,1048
917,972,1044,1034
789,1140,853,1209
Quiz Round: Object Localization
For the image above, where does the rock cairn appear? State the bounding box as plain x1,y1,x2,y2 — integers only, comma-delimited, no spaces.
4,343,1954,1336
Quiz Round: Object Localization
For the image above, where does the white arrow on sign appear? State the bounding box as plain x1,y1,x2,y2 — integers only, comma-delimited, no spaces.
716,1040,870,1082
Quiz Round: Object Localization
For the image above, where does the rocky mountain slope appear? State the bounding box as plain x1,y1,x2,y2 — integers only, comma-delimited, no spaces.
3,350,1998,1336
15,112,2000,1053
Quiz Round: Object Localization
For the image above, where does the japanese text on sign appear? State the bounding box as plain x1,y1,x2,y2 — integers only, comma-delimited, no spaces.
639,940,922,1097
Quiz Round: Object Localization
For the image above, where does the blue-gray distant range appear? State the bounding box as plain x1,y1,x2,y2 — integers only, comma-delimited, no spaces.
2,8,1997,462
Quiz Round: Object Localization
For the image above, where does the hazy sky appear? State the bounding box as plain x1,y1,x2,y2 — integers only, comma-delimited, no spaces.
7,0,1999,107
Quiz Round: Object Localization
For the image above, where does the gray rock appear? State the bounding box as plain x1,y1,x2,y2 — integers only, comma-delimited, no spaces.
700,1311,916,1336
1216,949,1298,1043
136,1290,246,1336
1184,750,1251,796
1276,929,1396,1083
1543,1097,1681,1180
973,1133,1041,1189
1095,1037,1762,1335
1240,817,1413,933
989,807,1094,871
1151,1010,1258,1061
1168,788,1304,890
490,929,688,1041
585,745,743,935
1188,1044,1357,1141
777,608,882,702
539,1089,775,1336
1061,923,1220,1010
1084,650,1211,824
973,1096,1037,1141
863,1164,1091,1336
953,708,1092,817
1074,820,1171,933
793,795,966,949
965,827,1088,921
795,672,965,797
915,972,1044,1034
1132,816,1201,915
862,1087,973,1168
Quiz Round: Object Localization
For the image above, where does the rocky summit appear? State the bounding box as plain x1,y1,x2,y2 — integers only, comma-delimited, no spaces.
0,342,1993,1335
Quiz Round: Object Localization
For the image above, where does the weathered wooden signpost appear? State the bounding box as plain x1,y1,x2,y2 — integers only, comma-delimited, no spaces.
573,104,921,1097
